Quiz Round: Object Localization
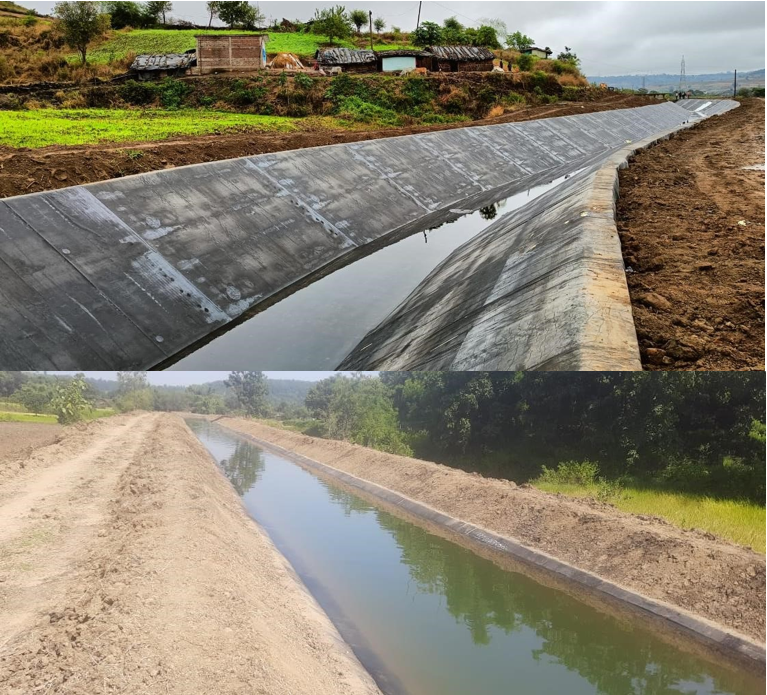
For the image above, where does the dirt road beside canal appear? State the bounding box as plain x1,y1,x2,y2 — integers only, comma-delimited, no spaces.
0,414,380,695
221,418,766,644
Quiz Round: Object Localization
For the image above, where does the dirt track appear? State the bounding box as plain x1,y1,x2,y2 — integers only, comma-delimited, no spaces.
221,418,766,644
0,414,380,695
618,98,765,370
0,94,655,199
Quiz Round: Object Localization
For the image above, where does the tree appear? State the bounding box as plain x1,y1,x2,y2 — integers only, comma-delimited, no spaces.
54,1,109,65
306,375,344,419
117,371,148,394
557,47,580,67
474,25,500,49
478,17,507,46
506,30,534,51
50,374,91,425
146,0,172,25
217,1,263,30
115,371,153,412
13,381,54,414
225,371,269,417
442,16,465,44
349,9,367,34
0,371,27,398
411,20,442,47
311,5,352,45
101,1,154,30
206,0,223,28
373,17,385,34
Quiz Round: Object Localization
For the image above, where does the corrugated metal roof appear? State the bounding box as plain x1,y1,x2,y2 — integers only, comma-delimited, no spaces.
315,48,375,65
376,49,428,58
427,45,495,61
130,53,197,72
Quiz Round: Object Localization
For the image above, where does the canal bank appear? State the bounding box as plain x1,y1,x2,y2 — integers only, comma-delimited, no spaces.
187,418,764,695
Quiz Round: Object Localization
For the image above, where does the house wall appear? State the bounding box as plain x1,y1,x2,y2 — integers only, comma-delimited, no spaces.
530,49,548,59
196,35,266,74
457,60,494,72
381,56,416,72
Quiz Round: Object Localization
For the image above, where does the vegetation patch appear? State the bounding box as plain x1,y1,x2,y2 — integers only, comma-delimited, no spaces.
0,108,296,147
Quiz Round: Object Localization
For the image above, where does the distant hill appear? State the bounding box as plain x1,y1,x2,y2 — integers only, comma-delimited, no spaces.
587,68,764,95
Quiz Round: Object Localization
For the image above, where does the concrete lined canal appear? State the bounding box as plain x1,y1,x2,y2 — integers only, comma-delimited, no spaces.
187,419,762,695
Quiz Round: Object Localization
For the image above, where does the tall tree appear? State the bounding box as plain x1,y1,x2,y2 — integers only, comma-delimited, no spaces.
349,9,367,34
146,0,172,25
506,30,534,51
225,371,269,417
311,5,352,45
217,1,263,29
411,20,442,47
54,1,109,65
206,0,223,28
373,17,385,33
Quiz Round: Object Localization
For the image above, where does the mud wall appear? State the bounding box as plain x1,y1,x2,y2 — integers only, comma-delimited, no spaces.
0,101,732,369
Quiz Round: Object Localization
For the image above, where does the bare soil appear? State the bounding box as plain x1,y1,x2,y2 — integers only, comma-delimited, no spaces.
222,418,766,644
0,94,656,199
0,422,62,463
617,98,765,370
0,413,380,695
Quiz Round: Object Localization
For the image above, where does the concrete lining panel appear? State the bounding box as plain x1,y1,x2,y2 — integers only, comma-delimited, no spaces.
0,101,735,369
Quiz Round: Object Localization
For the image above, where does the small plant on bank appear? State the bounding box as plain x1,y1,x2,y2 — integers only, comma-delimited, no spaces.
537,460,600,486
50,374,91,425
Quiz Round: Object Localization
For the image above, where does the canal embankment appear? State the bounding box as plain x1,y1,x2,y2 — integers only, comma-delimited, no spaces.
218,417,766,653
0,413,381,695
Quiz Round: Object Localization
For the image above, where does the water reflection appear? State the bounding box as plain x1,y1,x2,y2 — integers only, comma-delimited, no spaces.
219,439,265,495
479,204,498,220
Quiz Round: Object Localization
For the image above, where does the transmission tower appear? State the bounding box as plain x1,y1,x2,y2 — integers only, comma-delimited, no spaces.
679,55,686,93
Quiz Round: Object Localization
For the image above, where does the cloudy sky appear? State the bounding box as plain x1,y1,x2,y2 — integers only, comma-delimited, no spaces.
21,1,765,75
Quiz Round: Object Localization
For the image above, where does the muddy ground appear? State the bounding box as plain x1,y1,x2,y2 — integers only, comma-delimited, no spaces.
617,98,765,370
222,418,766,643
0,415,380,695
0,94,655,199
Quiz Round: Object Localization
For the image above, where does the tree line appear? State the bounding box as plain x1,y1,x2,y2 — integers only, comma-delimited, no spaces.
302,372,765,500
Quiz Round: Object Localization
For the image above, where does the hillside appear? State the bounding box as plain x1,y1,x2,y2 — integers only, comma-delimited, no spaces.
588,68,764,94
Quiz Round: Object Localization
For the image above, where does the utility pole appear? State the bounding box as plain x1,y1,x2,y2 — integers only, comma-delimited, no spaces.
679,55,686,93
369,10,374,51
416,1,422,30
733,69,738,97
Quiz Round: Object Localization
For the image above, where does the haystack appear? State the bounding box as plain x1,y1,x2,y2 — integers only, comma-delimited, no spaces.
267,53,305,70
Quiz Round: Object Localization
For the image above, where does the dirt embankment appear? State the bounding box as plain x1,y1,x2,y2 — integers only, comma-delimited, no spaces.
617,98,765,370
221,418,766,644
0,94,655,199
0,414,381,695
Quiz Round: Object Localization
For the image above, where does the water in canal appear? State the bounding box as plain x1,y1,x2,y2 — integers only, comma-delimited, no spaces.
170,172,577,370
187,419,762,695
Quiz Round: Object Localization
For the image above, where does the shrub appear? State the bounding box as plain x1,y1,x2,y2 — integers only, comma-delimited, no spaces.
156,77,190,108
294,72,313,90
118,79,156,105
595,477,626,502
50,375,91,425
561,86,580,101
336,95,401,126
516,53,534,71
537,460,600,486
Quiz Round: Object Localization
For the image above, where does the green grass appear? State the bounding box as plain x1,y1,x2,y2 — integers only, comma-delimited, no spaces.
536,481,766,553
0,109,297,148
0,407,116,423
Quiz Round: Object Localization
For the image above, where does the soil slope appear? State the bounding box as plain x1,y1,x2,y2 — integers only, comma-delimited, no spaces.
0,422,62,463
0,94,654,199
221,418,766,644
617,98,765,370
0,413,380,695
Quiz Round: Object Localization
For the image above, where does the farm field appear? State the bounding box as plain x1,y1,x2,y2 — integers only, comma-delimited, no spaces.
0,109,297,148
85,29,414,63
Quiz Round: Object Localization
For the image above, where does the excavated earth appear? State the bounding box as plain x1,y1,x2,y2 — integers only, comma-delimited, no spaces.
0,94,655,199
617,98,765,370
221,418,766,644
0,414,380,695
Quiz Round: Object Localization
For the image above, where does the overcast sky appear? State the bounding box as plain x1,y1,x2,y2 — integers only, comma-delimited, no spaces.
40,371,375,385
21,1,765,75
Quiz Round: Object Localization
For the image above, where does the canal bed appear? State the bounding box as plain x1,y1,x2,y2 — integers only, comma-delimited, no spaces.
187,419,762,695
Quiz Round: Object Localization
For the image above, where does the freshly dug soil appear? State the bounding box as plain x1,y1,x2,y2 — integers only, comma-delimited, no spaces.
0,413,380,695
0,422,62,463
0,94,655,199
617,98,765,370
221,418,766,643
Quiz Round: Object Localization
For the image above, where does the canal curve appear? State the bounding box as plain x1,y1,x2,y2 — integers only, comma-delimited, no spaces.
187,419,761,695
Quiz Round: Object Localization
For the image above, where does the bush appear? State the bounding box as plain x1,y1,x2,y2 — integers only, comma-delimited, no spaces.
117,79,156,105
595,478,626,502
156,77,190,109
336,95,401,126
537,460,600,486
49,375,91,425
516,53,534,71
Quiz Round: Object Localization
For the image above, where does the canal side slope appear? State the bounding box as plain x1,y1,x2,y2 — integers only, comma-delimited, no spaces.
0,413,381,695
220,418,766,644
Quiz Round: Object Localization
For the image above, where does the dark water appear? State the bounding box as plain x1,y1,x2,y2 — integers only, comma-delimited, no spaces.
187,419,763,695
170,172,576,370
